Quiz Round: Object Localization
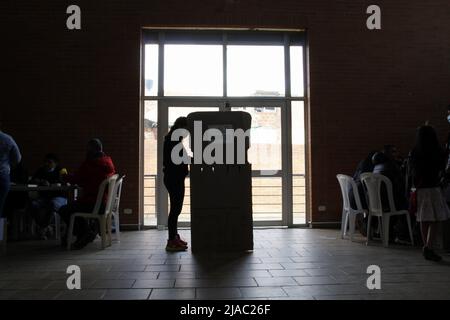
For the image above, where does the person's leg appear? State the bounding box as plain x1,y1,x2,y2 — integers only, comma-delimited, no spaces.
28,198,51,239
167,179,185,241
59,201,96,249
0,174,10,244
420,221,430,247
73,205,92,238
421,220,442,261
71,202,99,249
29,198,49,228
59,202,92,237
0,174,10,219
58,202,76,246
50,197,68,213
46,197,67,238
426,222,437,249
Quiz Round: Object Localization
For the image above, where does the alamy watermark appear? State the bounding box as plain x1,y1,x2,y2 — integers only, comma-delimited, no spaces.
170,121,250,166
366,265,381,290
66,265,81,290
66,5,381,31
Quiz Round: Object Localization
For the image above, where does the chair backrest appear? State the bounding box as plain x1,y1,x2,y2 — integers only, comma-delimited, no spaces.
93,174,119,215
336,174,363,211
111,175,125,215
360,172,397,214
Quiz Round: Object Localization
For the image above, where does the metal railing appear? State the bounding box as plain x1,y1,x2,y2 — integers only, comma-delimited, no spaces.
143,175,306,225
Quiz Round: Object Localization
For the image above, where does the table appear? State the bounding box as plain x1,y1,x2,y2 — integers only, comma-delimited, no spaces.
7,184,80,240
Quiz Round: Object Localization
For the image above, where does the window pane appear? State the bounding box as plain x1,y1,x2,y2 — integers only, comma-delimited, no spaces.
144,101,158,175
292,101,306,224
252,177,282,221
164,45,223,96
144,45,158,96
290,46,304,97
293,175,306,224
227,46,285,97
291,101,305,174
231,106,282,172
144,100,158,226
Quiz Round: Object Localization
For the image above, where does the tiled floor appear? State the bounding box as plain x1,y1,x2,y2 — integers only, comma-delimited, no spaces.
1,228,450,300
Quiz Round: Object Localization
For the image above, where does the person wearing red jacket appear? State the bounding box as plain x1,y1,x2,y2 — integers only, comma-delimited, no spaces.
59,139,116,250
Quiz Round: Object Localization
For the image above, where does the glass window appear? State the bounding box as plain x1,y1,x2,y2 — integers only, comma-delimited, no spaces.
143,100,158,226
252,177,282,222
144,101,158,175
291,101,305,174
292,101,306,224
227,45,285,97
164,45,223,96
232,106,282,172
290,46,304,97
144,44,159,96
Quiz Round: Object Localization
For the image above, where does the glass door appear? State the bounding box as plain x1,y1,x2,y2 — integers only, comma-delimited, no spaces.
146,100,306,228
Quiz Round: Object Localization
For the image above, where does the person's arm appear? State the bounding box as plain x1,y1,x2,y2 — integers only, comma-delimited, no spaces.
102,156,116,177
9,137,22,168
107,159,116,176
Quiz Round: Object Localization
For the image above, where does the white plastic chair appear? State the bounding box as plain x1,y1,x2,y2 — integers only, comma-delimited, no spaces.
360,172,414,247
336,174,366,241
67,174,118,250
111,175,125,242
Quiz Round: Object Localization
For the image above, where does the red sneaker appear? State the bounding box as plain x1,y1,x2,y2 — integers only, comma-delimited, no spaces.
166,239,187,252
176,234,188,246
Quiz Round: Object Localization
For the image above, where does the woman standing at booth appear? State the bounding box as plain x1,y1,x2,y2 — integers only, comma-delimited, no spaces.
163,117,189,252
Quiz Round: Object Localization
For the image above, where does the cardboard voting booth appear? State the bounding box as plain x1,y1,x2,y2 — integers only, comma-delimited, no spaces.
187,111,253,253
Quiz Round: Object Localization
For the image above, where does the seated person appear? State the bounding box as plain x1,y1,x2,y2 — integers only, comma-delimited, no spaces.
383,144,404,168
28,153,68,240
372,152,407,210
59,139,116,250
372,151,409,242
350,151,377,210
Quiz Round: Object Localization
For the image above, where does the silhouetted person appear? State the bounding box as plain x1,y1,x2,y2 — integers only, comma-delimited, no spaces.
0,122,22,220
59,139,116,250
372,152,407,211
444,105,450,200
383,144,403,166
28,153,68,239
410,125,450,261
163,117,189,251
372,151,409,243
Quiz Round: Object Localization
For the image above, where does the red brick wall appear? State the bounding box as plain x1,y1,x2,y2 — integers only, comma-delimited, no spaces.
2,0,450,226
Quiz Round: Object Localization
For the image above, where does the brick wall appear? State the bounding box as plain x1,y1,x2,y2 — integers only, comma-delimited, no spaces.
2,0,450,226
